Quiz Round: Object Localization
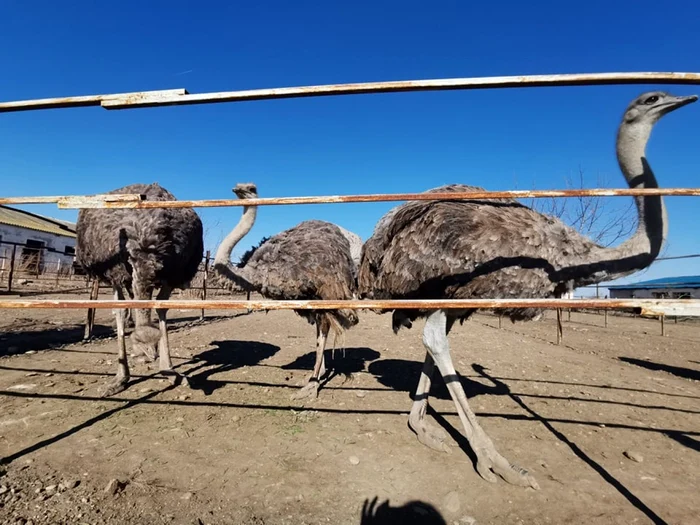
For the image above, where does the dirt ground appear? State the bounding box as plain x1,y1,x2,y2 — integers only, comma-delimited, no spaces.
0,293,698,525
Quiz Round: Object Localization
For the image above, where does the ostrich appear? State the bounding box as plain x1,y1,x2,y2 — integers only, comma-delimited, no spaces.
77,183,204,396
213,183,361,400
358,92,697,488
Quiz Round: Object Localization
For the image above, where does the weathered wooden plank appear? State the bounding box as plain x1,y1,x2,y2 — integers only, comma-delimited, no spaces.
54,188,700,209
0,89,187,113
100,72,700,110
0,298,698,316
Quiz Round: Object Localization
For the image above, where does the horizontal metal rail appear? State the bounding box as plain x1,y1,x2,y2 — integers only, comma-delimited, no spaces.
0,298,697,317
0,89,187,113
1,72,699,113
0,194,142,206
0,188,695,210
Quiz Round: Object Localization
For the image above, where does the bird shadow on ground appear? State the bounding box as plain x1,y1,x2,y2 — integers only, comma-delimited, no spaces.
0,324,114,357
186,340,280,395
359,496,447,525
168,312,250,325
367,358,506,401
619,357,700,382
426,363,671,525
0,312,246,358
282,347,380,385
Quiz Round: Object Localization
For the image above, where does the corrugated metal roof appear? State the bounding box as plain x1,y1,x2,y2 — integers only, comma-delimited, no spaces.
0,205,76,238
608,275,700,290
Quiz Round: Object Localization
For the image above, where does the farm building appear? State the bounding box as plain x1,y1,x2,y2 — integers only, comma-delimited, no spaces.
0,205,77,274
607,275,700,299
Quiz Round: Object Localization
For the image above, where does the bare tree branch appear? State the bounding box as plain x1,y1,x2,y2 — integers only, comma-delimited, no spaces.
528,168,636,246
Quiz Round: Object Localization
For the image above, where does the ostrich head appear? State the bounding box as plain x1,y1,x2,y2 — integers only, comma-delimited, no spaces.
233,182,258,199
622,91,697,125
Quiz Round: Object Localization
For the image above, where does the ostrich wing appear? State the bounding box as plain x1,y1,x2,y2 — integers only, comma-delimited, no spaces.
359,186,603,300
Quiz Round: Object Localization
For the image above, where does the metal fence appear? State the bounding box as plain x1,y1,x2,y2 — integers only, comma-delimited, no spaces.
0,240,81,292
1,71,699,322
0,241,243,299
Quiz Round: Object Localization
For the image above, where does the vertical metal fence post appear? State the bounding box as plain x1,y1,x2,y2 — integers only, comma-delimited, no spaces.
201,250,210,321
7,245,17,293
556,308,563,345
84,279,100,340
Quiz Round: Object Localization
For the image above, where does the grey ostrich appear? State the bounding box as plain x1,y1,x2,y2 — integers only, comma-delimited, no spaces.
213,183,361,400
358,92,697,488
77,183,204,396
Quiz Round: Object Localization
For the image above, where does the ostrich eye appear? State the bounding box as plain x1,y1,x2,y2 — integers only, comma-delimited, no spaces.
644,95,659,105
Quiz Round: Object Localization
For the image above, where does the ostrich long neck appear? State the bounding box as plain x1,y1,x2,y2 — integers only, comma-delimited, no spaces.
213,204,259,290
569,119,666,283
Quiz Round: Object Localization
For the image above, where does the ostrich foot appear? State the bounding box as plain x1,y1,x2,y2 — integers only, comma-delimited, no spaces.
472,436,539,489
99,376,129,397
159,368,190,388
408,417,451,454
291,380,319,400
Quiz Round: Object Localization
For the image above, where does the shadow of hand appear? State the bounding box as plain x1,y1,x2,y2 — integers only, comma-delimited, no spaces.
360,497,447,525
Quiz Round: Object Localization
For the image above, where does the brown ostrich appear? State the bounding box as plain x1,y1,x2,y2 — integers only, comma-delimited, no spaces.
213,183,362,399
358,92,697,488
76,183,203,396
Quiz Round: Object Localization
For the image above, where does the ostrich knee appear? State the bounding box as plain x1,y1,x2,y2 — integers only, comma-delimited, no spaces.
422,310,447,354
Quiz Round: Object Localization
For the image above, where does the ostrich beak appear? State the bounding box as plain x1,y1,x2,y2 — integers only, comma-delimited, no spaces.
665,94,698,111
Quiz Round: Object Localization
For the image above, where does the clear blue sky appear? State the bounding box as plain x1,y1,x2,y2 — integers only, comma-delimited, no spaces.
1,0,698,292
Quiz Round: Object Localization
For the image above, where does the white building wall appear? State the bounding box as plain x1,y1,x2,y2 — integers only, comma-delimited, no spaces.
609,287,699,299
0,224,76,272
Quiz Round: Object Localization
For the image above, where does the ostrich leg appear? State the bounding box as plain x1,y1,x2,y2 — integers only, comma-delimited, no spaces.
100,288,130,397
155,285,189,387
124,285,136,330
408,353,451,453
291,323,328,400
422,310,539,489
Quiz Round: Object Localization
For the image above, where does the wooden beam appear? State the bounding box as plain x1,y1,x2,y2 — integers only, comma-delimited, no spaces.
100,72,700,110
0,89,187,113
0,298,698,317
52,187,700,209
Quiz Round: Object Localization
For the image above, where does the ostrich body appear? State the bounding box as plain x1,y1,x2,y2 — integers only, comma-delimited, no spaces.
76,183,204,396
358,92,697,488
214,183,361,399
